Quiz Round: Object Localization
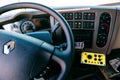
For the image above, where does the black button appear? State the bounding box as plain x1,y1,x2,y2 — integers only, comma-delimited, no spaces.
84,60,87,63
100,62,103,64
74,22,78,28
87,55,92,59
98,55,101,57
94,54,97,57
94,58,97,61
90,22,94,29
66,13,69,20
98,59,102,61
69,13,73,20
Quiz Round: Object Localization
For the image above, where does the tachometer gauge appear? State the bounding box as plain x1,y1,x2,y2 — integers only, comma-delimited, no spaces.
20,20,36,33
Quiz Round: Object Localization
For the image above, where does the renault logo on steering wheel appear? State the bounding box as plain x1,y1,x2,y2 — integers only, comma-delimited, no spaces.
4,41,15,55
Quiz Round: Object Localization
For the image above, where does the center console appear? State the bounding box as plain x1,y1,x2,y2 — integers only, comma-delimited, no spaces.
55,7,116,54
48,6,119,80
61,11,95,50
48,6,118,80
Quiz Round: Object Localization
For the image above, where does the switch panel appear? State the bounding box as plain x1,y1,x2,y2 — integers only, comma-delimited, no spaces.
96,12,111,47
81,52,106,66
61,12,95,29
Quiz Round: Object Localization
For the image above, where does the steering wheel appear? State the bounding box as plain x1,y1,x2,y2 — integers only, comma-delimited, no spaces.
0,2,74,80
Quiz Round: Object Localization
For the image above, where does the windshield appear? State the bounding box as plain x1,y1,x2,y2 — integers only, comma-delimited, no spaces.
1,0,120,7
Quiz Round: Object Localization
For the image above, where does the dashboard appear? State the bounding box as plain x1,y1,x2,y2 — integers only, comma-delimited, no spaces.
1,6,119,55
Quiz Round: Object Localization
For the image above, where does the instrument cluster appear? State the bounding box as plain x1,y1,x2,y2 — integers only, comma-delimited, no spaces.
3,18,50,33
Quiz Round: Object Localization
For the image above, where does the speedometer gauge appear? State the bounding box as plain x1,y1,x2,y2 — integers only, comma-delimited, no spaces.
20,20,36,33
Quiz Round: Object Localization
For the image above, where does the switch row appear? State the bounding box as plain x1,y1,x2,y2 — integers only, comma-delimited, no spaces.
62,12,95,20
68,21,94,29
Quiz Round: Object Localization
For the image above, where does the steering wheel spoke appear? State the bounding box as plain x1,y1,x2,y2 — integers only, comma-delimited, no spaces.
51,22,60,33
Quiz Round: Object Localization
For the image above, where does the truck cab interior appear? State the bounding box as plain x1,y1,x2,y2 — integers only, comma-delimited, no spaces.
0,1,120,80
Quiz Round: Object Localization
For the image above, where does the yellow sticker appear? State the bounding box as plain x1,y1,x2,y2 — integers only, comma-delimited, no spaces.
81,52,106,66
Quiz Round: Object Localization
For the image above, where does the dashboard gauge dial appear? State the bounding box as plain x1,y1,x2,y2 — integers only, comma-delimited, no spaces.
20,20,36,33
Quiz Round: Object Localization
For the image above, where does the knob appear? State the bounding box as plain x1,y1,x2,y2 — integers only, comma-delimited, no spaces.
87,55,92,59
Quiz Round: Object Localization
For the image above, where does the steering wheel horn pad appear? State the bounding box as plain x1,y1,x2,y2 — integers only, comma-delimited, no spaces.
0,30,53,80
0,2,74,80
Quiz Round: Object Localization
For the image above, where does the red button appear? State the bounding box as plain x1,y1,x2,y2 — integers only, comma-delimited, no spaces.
92,13,95,16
